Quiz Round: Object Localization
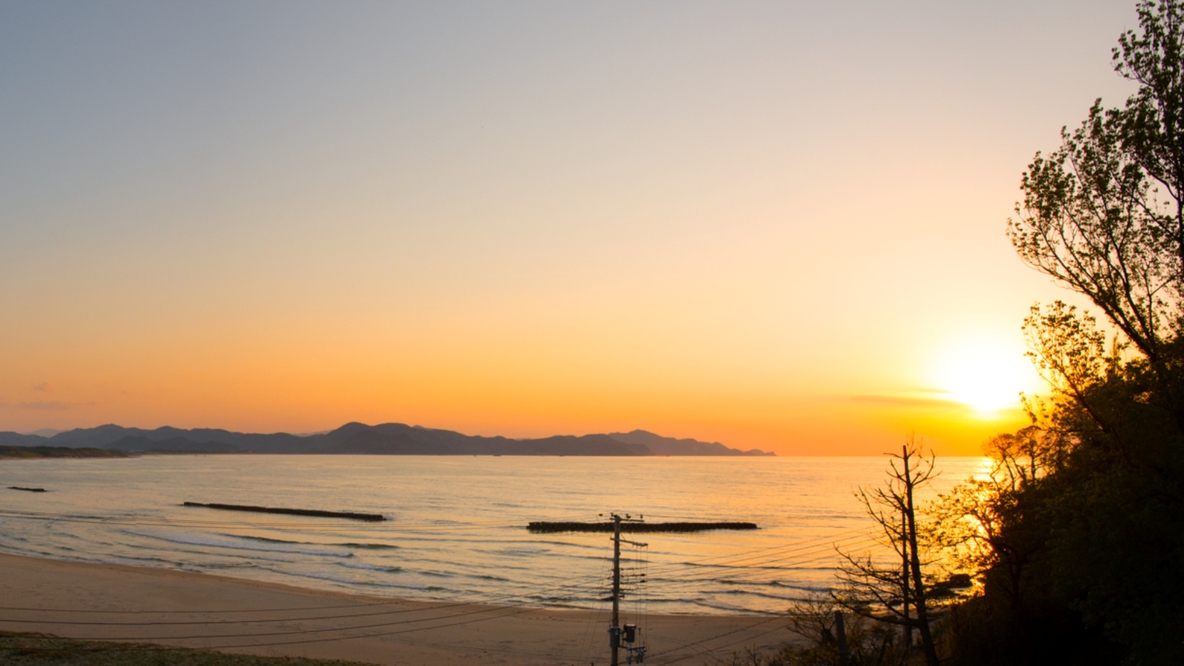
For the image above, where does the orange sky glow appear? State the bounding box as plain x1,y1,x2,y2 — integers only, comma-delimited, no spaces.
0,2,1136,454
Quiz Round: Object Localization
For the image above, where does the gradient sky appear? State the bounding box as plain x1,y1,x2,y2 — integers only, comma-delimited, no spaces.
0,1,1139,454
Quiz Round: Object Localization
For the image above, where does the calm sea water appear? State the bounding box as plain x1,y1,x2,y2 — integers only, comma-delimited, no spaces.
0,455,988,615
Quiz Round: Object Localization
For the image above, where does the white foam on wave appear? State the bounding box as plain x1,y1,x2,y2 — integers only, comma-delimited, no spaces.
267,567,447,593
124,529,353,558
339,561,403,573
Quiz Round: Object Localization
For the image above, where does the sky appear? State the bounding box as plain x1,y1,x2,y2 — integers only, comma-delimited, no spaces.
0,1,1141,455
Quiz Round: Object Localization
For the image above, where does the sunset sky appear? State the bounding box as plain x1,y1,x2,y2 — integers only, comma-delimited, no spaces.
0,1,1137,455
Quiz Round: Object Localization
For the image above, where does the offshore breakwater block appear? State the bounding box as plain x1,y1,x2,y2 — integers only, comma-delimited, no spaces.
183,502,386,522
526,521,758,533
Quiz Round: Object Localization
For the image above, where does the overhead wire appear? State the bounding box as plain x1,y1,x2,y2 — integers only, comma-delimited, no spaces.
0,508,529,532
653,530,885,578
0,507,883,584
0,570,612,629
641,529,874,579
647,614,788,665
0,570,612,653
644,528,876,574
655,621,792,666
0,507,887,662
575,561,613,665
0,595,415,616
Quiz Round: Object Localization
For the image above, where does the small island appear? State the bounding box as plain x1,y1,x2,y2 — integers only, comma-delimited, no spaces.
0,446,128,460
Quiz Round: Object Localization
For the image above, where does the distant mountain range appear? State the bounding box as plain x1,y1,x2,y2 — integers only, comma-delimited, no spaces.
0,423,774,457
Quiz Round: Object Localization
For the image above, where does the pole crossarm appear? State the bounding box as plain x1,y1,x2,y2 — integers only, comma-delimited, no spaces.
607,512,647,665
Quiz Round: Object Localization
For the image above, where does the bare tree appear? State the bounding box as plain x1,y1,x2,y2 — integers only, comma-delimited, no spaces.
833,438,941,666
723,597,908,666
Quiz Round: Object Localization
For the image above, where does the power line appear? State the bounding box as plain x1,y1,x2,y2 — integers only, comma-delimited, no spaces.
651,535,880,583
0,572,611,652
647,614,787,664
0,596,407,615
643,527,874,575
0,571,611,629
0,509,528,531
0,505,886,651
656,622,792,665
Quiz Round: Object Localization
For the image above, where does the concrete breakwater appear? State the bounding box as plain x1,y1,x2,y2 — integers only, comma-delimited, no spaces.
527,521,758,533
183,502,386,522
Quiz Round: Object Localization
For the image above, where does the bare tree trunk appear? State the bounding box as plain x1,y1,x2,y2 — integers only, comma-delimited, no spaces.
834,437,942,666
903,444,940,666
902,506,911,648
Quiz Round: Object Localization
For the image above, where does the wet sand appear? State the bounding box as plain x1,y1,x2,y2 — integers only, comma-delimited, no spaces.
0,553,790,665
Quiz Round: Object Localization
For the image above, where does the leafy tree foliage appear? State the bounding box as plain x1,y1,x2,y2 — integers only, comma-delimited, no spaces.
939,3,1184,664
1009,1,1184,377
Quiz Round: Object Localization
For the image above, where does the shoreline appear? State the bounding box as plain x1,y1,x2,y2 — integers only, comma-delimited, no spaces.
0,553,790,665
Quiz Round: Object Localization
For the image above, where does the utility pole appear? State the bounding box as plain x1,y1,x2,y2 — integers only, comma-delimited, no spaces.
607,513,646,666
610,513,622,666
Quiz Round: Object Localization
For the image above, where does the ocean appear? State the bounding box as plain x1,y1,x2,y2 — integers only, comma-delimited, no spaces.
0,455,989,616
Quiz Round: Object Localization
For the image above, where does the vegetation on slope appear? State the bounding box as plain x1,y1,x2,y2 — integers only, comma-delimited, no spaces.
0,632,378,666
750,3,1184,664
0,446,127,459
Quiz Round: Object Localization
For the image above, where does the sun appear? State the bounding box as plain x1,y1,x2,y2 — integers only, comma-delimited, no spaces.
931,339,1040,416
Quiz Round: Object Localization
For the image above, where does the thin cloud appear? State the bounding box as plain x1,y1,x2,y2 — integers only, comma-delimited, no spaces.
31,382,52,392
17,400,92,411
847,394,961,408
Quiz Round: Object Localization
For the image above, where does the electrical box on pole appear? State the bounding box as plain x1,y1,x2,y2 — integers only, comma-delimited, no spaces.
606,513,647,665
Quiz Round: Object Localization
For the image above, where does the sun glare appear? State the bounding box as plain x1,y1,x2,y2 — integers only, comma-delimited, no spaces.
932,339,1038,416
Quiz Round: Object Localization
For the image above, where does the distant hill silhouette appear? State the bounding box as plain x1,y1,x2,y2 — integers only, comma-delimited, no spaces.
607,429,775,456
0,423,774,456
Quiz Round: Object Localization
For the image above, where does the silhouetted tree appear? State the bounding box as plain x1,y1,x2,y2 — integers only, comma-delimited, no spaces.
834,439,941,666
1008,0,1184,423
938,5,1184,663
735,597,908,666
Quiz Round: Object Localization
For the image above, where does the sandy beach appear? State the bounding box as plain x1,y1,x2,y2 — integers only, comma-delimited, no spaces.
0,553,790,665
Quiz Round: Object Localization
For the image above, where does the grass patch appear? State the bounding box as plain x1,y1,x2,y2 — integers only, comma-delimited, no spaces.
0,632,380,666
